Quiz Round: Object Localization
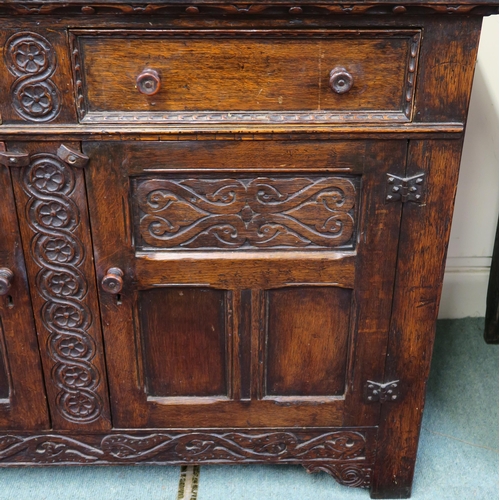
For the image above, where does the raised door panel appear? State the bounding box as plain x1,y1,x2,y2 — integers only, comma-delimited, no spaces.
84,139,405,429
266,286,351,397
0,154,49,430
140,287,228,398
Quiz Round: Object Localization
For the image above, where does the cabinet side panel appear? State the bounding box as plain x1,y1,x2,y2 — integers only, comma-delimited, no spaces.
371,139,464,498
266,287,351,397
139,287,228,398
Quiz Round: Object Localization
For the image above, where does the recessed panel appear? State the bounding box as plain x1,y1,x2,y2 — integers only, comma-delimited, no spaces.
266,287,351,397
139,288,227,397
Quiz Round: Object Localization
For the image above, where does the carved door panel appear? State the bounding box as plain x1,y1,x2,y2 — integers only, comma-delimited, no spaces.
8,142,112,431
84,140,406,429
0,150,50,430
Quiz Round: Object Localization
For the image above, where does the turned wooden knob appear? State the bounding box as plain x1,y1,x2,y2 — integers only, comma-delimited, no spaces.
136,69,161,96
101,267,124,294
0,268,14,296
329,67,354,94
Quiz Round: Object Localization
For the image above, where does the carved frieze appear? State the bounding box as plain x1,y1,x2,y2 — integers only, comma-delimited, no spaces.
134,176,358,250
0,430,369,466
0,3,496,16
4,32,61,122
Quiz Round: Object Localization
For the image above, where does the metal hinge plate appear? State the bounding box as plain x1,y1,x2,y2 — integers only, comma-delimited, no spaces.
364,380,400,403
385,173,425,203
0,142,29,167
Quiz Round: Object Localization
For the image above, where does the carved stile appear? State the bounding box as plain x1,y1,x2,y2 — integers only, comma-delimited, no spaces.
21,154,104,423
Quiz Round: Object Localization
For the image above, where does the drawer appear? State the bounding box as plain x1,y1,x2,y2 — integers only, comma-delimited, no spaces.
70,29,421,125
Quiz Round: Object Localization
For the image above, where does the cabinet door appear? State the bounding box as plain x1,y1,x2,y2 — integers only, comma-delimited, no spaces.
84,140,406,429
0,162,49,430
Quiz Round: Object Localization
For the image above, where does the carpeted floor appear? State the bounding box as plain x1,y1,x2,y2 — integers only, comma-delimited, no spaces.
0,318,498,500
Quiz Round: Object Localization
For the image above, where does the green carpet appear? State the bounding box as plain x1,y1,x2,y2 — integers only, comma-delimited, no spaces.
0,318,497,499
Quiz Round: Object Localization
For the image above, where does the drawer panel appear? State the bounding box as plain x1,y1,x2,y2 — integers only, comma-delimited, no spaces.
71,29,421,124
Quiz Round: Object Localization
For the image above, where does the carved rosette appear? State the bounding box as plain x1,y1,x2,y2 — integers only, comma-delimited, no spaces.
4,32,61,122
135,176,357,250
22,155,102,423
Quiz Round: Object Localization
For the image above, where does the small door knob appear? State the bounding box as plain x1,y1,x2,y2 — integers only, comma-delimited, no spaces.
0,268,14,296
136,69,161,96
101,267,124,294
329,67,354,94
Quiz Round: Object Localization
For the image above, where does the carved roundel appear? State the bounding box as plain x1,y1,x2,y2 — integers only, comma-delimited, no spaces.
4,32,61,122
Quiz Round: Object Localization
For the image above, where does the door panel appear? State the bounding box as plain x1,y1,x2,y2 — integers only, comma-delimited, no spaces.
84,140,405,429
266,286,351,397
0,160,50,430
140,287,228,398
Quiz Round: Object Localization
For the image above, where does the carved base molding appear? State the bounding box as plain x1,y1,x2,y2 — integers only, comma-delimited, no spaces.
0,429,374,488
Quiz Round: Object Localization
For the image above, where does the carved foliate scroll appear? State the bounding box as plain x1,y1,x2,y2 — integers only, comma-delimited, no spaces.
0,429,369,463
134,176,358,250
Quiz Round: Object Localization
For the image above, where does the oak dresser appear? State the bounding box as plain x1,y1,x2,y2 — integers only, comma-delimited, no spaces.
0,1,497,497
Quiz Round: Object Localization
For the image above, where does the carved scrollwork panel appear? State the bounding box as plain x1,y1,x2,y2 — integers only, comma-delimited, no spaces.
21,154,103,423
134,176,358,250
0,429,369,464
0,430,374,490
4,32,61,122
304,462,372,488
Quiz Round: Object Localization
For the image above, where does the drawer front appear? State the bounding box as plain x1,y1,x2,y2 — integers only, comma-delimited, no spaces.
71,29,421,124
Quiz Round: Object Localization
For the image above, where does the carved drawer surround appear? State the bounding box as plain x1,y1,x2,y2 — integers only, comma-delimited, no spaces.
0,3,497,500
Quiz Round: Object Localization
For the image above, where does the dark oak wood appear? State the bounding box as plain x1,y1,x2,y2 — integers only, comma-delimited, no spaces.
8,142,112,431
0,148,50,430
83,139,402,432
266,286,351,396
0,5,495,498
371,139,465,498
140,287,228,397
72,29,419,124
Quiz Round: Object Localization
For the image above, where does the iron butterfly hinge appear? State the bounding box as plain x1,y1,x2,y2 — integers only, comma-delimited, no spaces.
385,173,425,203
364,380,400,403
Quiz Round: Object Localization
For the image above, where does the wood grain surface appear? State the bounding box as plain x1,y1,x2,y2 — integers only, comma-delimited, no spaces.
0,7,491,498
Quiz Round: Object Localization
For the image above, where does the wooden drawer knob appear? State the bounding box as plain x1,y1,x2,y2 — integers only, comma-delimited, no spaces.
329,67,354,94
136,69,161,96
101,267,124,294
0,268,14,296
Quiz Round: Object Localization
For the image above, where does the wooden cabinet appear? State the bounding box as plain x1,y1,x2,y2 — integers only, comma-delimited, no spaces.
0,3,497,498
